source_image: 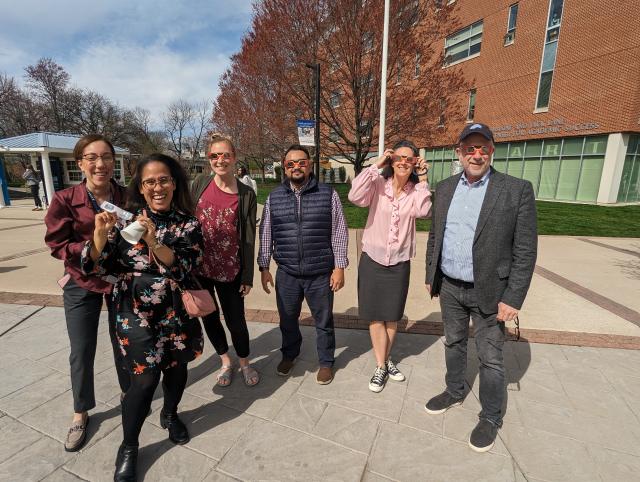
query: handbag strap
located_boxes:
[147,245,203,291]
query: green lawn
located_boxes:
[257,182,640,237]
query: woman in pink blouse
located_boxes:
[348,140,431,393]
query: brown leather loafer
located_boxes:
[64,414,89,452]
[276,358,295,376]
[316,367,334,385]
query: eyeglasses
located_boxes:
[82,153,115,164]
[462,145,493,155]
[284,159,310,169]
[209,152,232,161]
[141,176,173,189]
[390,154,417,165]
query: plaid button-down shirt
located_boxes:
[257,183,349,270]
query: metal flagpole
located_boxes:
[378,0,391,155]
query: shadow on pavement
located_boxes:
[134,321,381,479]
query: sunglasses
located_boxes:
[141,176,173,189]
[284,159,310,169]
[209,152,232,160]
[390,154,417,165]
[462,145,493,155]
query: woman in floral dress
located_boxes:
[82,153,203,482]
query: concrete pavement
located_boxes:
[2,199,639,347]
[1,304,640,481]
[1,199,640,480]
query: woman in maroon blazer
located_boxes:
[44,134,129,452]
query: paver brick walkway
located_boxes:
[1,304,639,481]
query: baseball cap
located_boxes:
[458,123,494,143]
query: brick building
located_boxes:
[422,0,640,204]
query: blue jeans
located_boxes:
[439,276,505,426]
[275,268,335,367]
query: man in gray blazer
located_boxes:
[424,123,537,452]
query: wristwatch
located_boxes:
[259,266,269,272]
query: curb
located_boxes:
[1,291,638,350]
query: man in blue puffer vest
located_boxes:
[258,145,349,385]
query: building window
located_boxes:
[358,120,372,139]
[491,135,606,202]
[504,3,518,45]
[329,127,340,143]
[362,32,374,52]
[329,55,339,73]
[618,135,640,203]
[398,0,420,28]
[359,72,373,91]
[535,0,563,110]
[396,58,403,84]
[434,0,455,9]
[438,99,446,126]
[330,90,342,108]
[414,52,421,77]
[425,147,457,185]
[66,160,82,182]
[444,21,483,66]
[466,89,476,122]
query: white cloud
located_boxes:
[67,42,229,125]
[0,0,254,126]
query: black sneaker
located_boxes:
[424,391,463,414]
[469,419,498,452]
[368,366,388,393]
[385,358,405,382]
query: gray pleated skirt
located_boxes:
[357,252,410,322]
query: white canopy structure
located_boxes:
[0,132,128,206]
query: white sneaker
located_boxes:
[386,358,405,382]
[368,366,388,393]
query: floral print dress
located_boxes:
[81,208,204,375]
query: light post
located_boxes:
[306,62,321,179]
[378,0,391,155]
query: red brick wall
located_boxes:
[423,0,640,147]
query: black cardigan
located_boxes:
[191,174,257,286]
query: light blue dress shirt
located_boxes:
[440,170,491,282]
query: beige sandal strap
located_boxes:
[241,365,260,386]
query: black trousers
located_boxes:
[30,184,42,208]
[121,363,188,447]
[198,275,250,358]
[62,278,129,412]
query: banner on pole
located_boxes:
[296,119,315,147]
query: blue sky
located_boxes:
[0,0,254,123]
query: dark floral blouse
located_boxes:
[81,207,204,375]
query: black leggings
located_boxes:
[198,275,250,358]
[121,363,188,447]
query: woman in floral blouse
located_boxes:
[191,136,258,388]
[82,153,204,482]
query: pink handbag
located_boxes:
[179,286,216,318]
[149,249,216,318]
